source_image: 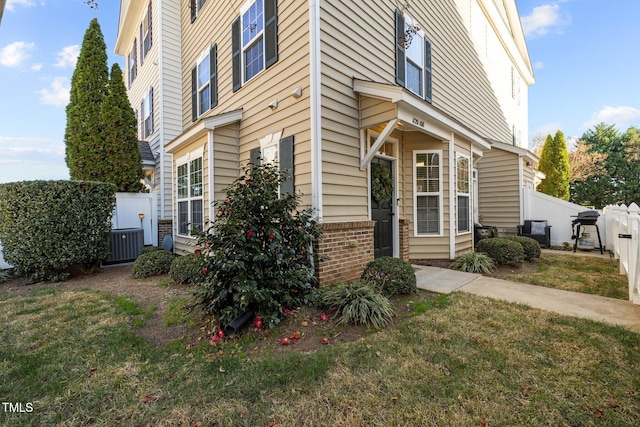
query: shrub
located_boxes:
[141,246,163,255]
[318,282,394,329]
[360,256,417,296]
[0,180,116,283]
[132,250,174,279]
[449,252,495,273]
[169,254,206,285]
[0,269,12,284]
[506,236,541,261]
[476,238,525,266]
[194,162,322,329]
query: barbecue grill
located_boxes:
[571,210,603,254]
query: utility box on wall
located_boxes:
[106,228,144,264]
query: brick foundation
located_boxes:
[157,219,173,248]
[314,221,375,285]
[399,219,410,262]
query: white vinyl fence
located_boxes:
[603,203,640,304]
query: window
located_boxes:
[249,134,294,197]
[190,0,207,21]
[232,0,278,91]
[191,45,217,121]
[414,151,442,235]
[456,154,470,234]
[128,40,137,87]
[395,10,432,102]
[141,87,153,138]
[140,2,152,63]
[177,156,203,236]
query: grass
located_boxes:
[164,297,189,326]
[2,288,639,426]
[489,252,628,299]
[114,295,155,327]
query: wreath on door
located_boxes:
[371,162,393,204]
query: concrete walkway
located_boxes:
[413,264,640,333]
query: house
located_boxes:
[115,0,183,245]
[117,0,534,285]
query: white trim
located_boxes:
[240,0,266,84]
[310,0,322,220]
[166,109,243,154]
[449,134,455,258]
[455,152,472,235]
[208,130,215,223]
[519,156,524,224]
[360,118,398,169]
[413,149,443,237]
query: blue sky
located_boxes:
[0,1,639,183]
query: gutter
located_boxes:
[309,0,322,220]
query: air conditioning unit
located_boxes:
[106,228,144,264]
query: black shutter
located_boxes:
[133,39,137,80]
[395,9,405,87]
[190,0,196,22]
[210,44,218,108]
[279,135,294,196]
[250,147,261,165]
[140,100,144,138]
[191,67,198,121]
[148,1,152,49]
[264,0,278,69]
[140,24,144,63]
[424,37,432,103]
[231,17,241,92]
[149,87,154,135]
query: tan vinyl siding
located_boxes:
[180,0,312,207]
[477,148,521,228]
[212,125,240,203]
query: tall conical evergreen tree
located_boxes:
[100,63,144,192]
[65,18,109,181]
[537,130,570,200]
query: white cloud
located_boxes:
[36,77,70,107]
[31,63,42,71]
[54,45,80,68]
[6,0,37,12]
[533,61,544,70]
[0,136,68,183]
[0,41,35,67]
[582,106,640,131]
[520,4,571,39]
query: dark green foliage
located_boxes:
[65,20,143,192]
[360,256,417,296]
[506,236,541,261]
[194,162,322,329]
[132,250,175,279]
[65,18,109,182]
[169,254,206,285]
[537,131,570,200]
[141,246,163,255]
[317,282,394,328]
[449,252,495,273]
[0,269,13,284]
[0,180,116,283]
[98,63,144,192]
[476,238,525,266]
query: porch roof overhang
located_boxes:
[488,139,540,165]
[165,108,243,154]
[353,79,492,154]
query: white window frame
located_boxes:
[240,0,265,83]
[128,41,137,85]
[192,0,207,19]
[142,89,153,138]
[176,150,204,237]
[413,150,443,237]
[403,14,429,98]
[456,153,471,235]
[141,5,151,61]
[196,49,211,117]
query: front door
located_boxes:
[371,157,394,258]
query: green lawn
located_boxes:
[489,253,628,300]
[2,287,639,426]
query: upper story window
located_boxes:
[141,87,154,138]
[191,45,218,121]
[395,10,432,103]
[190,0,207,22]
[232,0,278,92]
[128,40,137,87]
[140,2,152,63]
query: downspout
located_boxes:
[518,154,524,224]
[310,0,323,220]
[208,131,215,222]
[157,0,166,222]
[449,133,455,259]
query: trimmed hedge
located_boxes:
[506,236,541,261]
[476,238,525,266]
[169,253,206,285]
[361,256,417,296]
[132,250,175,279]
[0,180,116,283]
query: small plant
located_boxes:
[506,236,541,261]
[360,256,417,296]
[169,253,206,285]
[449,252,495,273]
[0,269,12,284]
[476,238,525,266]
[318,282,394,329]
[562,241,571,250]
[132,250,174,279]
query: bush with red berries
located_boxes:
[195,162,322,329]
